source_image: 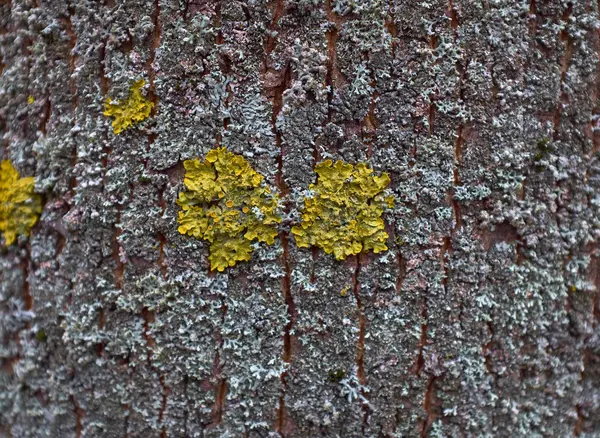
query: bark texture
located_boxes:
[1,0,600,437]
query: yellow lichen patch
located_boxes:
[0,160,43,246]
[103,79,154,134]
[292,159,394,261]
[177,147,282,272]
[27,95,35,104]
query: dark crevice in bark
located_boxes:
[96,308,106,357]
[441,236,451,292]
[21,246,32,311]
[263,1,295,431]
[593,246,600,324]
[39,98,51,135]
[419,375,438,438]
[324,1,341,125]
[395,249,406,295]
[111,205,124,290]
[352,255,370,427]
[449,1,466,233]
[99,38,109,97]
[553,2,574,141]
[158,375,169,438]
[590,0,600,154]
[529,0,537,34]
[122,367,132,438]
[140,307,169,436]
[414,309,427,376]
[62,5,79,109]
[482,321,495,374]
[210,300,228,428]
[363,69,378,160]
[574,404,583,436]
[145,0,161,111]
[385,1,398,58]
[70,394,84,438]
[157,188,167,279]
[182,375,189,436]
[427,34,438,137]
[277,227,295,435]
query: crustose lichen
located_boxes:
[177,147,282,272]
[0,160,43,246]
[292,159,394,260]
[104,79,154,134]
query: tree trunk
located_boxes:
[1,0,600,437]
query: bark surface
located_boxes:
[1,0,600,437]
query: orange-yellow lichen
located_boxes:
[0,160,42,246]
[104,79,154,134]
[177,147,282,272]
[292,159,394,260]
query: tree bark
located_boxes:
[1,0,600,437]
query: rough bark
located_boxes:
[1,0,600,437]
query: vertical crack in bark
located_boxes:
[324,0,341,125]
[146,0,161,110]
[419,375,438,438]
[96,308,106,357]
[352,255,370,426]
[395,249,406,295]
[449,0,465,232]
[157,188,167,279]
[529,0,537,34]
[553,2,574,140]
[61,4,80,194]
[39,98,51,136]
[589,0,600,154]
[414,301,427,377]
[140,306,169,436]
[385,0,398,58]
[111,205,124,290]
[158,374,169,438]
[141,5,169,434]
[593,245,600,325]
[122,362,132,438]
[210,300,228,428]
[182,374,189,436]
[262,1,296,433]
[364,70,378,160]
[427,32,438,137]
[482,321,495,374]
[205,5,231,430]
[21,245,32,312]
[98,37,109,97]
[574,404,584,436]
[70,394,84,438]
[63,4,79,109]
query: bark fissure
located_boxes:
[419,375,438,438]
[352,255,369,426]
[209,300,228,428]
[70,394,84,438]
[263,0,296,430]
[553,2,574,140]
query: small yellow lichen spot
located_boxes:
[103,79,154,134]
[177,147,282,272]
[292,159,394,261]
[0,160,43,246]
[27,95,35,104]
